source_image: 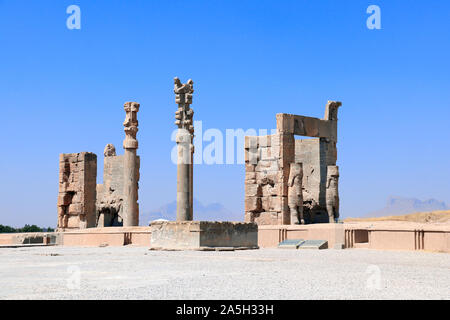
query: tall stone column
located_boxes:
[123,102,140,227]
[174,77,194,221]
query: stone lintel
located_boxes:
[276,113,337,141]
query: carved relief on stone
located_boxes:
[123,102,140,149]
[324,100,342,121]
[174,77,194,134]
[104,144,117,157]
[96,190,123,227]
[287,163,304,225]
[326,165,340,223]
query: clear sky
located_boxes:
[0,0,449,227]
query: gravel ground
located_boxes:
[0,246,449,300]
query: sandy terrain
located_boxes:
[0,246,449,300]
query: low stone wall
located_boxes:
[344,223,450,253]
[1,223,448,253]
[258,222,450,253]
[61,227,151,247]
[0,232,62,246]
[258,224,345,249]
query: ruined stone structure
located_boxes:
[174,77,194,221]
[96,144,141,227]
[57,152,97,230]
[57,104,140,230]
[244,101,342,225]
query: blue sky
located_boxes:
[0,0,449,227]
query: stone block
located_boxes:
[278,239,305,249]
[150,221,258,250]
[261,184,281,197]
[57,193,72,206]
[261,196,282,212]
[245,148,259,165]
[256,170,278,184]
[67,216,80,228]
[245,164,256,172]
[245,184,261,197]
[258,135,272,147]
[297,239,328,250]
[245,197,261,212]
[255,160,278,172]
[246,136,258,149]
[68,203,82,215]
[245,171,256,182]
[254,211,281,225]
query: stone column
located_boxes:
[174,77,194,221]
[123,102,140,227]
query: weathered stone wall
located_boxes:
[57,152,97,230]
[96,154,140,227]
[244,134,292,225]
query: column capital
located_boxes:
[123,101,140,149]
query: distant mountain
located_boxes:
[365,196,450,218]
[140,198,243,226]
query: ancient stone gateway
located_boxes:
[57,102,141,229]
[244,101,342,225]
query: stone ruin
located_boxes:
[57,152,97,230]
[244,101,342,225]
[57,103,140,231]
[149,77,258,250]
[96,144,140,227]
[55,79,337,250]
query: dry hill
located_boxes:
[345,210,450,224]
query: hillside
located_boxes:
[345,210,450,224]
[365,196,449,218]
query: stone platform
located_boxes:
[149,221,258,251]
[258,222,450,253]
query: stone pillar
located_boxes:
[57,152,97,231]
[123,102,140,226]
[174,77,194,221]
